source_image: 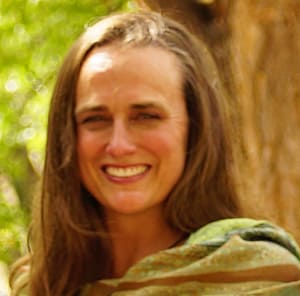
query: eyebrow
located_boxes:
[130,102,164,110]
[75,101,165,116]
[75,105,107,116]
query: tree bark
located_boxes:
[140,0,300,242]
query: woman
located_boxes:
[10,11,300,296]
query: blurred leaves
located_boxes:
[0,0,133,266]
[0,175,27,264]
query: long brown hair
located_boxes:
[10,11,240,295]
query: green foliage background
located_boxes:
[0,0,133,273]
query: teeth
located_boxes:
[105,166,148,177]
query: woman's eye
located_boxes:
[135,113,161,120]
[82,115,109,124]
[78,114,111,130]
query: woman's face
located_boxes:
[75,45,188,217]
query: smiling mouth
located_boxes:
[103,165,149,178]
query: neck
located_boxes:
[104,207,182,278]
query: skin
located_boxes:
[75,45,188,276]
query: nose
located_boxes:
[105,120,136,157]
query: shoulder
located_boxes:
[9,254,30,296]
[84,219,300,295]
[187,218,266,243]
[187,218,300,253]
[186,218,300,277]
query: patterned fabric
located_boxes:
[82,218,300,295]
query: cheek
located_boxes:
[77,131,105,160]
[140,128,187,159]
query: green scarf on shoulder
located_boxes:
[83,218,300,295]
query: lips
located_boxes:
[103,165,149,178]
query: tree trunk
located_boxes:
[140,0,300,242]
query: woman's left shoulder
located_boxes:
[187,218,300,261]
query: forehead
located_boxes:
[76,45,184,107]
[80,44,182,79]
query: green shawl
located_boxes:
[82,218,300,295]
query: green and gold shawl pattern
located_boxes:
[83,218,300,295]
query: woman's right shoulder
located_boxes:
[9,254,30,296]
